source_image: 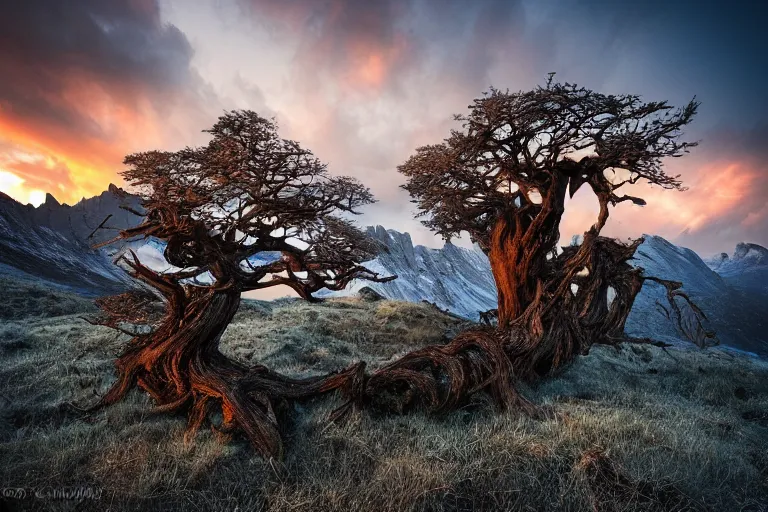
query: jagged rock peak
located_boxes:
[107,183,130,198]
[43,192,60,207]
[356,286,385,302]
[366,225,414,247]
[733,242,768,264]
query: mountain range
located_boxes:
[0,185,142,295]
[1,186,766,356]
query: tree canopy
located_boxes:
[399,77,699,249]
[99,110,391,300]
[86,111,399,458]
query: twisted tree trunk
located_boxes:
[488,212,535,328]
[489,172,569,329]
[96,288,239,409]
[92,284,370,458]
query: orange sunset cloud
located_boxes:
[0,103,158,206]
[342,35,410,90]
[0,0,197,206]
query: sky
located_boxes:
[0,0,766,256]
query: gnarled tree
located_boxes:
[88,111,395,458]
[399,77,714,377]
[90,81,715,459]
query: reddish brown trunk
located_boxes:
[488,173,570,330]
[96,288,242,410]
[94,286,371,457]
[488,213,535,329]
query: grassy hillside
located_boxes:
[0,276,96,320]
[0,279,767,511]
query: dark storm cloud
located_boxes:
[518,0,768,252]
[531,0,767,122]
[0,0,194,137]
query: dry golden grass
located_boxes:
[0,283,767,511]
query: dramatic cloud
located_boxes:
[1,0,765,254]
[217,0,535,245]
[226,0,767,253]
[554,124,768,256]
[0,0,193,126]
[0,0,218,205]
[671,124,768,254]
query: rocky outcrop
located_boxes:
[318,226,498,320]
[706,242,768,299]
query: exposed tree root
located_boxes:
[84,253,550,457]
[359,328,542,417]
[89,302,552,458]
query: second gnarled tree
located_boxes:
[399,78,714,377]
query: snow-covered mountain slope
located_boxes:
[324,229,768,356]
[318,226,497,320]
[706,242,768,298]
[0,185,142,295]
[625,236,767,355]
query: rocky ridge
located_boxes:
[0,186,765,355]
[0,185,142,295]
